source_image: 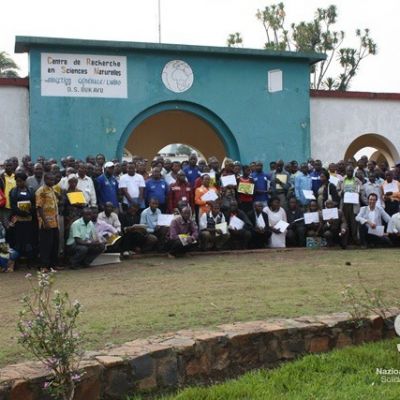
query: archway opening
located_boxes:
[344,133,399,167]
[123,110,228,163]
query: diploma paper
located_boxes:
[201,190,218,202]
[303,190,316,200]
[329,176,339,186]
[368,225,384,237]
[322,207,339,220]
[343,192,359,204]
[229,215,245,230]
[157,214,174,226]
[275,174,287,190]
[67,191,86,205]
[215,222,228,235]
[238,182,255,195]
[221,174,237,187]
[304,212,320,225]
[275,220,289,233]
[383,182,398,194]
[256,213,266,229]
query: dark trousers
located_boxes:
[286,225,306,247]
[168,239,197,256]
[342,204,358,244]
[39,228,59,268]
[228,229,251,250]
[322,227,348,248]
[359,224,391,247]
[67,243,104,267]
[250,231,270,249]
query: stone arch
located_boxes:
[344,133,399,167]
[117,101,240,163]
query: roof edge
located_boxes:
[311,89,400,101]
[15,35,325,64]
[0,78,29,88]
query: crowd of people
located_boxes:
[1,152,400,272]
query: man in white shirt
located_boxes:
[76,163,97,206]
[355,193,391,248]
[119,162,145,208]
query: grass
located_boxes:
[131,339,400,400]
[1,248,399,367]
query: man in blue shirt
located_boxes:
[96,161,119,209]
[183,154,201,188]
[251,161,269,205]
[295,163,312,208]
[145,167,169,212]
[310,159,323,195]
[140,198,168,250]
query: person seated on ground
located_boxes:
[263,196,287,248]
[195,174,219,218]
[140,198,169,251]
[119,202,158,255]
[0,220,19,272]
[285,196,306,247]
[321,199,348,248]
[247,201,272,249]
[387,205,400,246]
[304,200,322,238]
[198,201,230,251]
[168,206,198,257]
[98,202,122,233]
[355,193,392,249]
[65,208,105,269]
[224,200,252,250]
[90,206,122,253]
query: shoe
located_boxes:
[122,251,130,258]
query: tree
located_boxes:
[0,51,19,78]
[228,3,377,90]
[176,144,193,156]
[226,32,243,48]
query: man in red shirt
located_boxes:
[237,165,254,214]
[168,171,193,213]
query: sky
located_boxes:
[1,0,400,92]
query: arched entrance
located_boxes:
[117,101,240,163]
[344,133,399,166]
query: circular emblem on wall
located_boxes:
[162,60,194,93]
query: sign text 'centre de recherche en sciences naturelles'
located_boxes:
[41,53,128,98]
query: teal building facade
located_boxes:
[16,36,323,163]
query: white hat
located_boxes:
[104,161,114,168]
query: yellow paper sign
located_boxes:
[67,191,86,205]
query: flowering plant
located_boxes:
[17,271,83,400]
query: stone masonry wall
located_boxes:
[0,310,397,400]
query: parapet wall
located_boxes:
[0,310,397,400]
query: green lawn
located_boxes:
[134,339,400,400]
[1,248,399,367]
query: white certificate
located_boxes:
[368,225,384,237]
[229,215,245,230]
[275,220,289,233]
[329,176,339,186]
[322,207,339,220]
[303,190,316,200]
[344,192,359,204]
[215,222,228,235]
[304,212,320,225]
[256,213,266,229]
[157,214,174,226]
[383,182,398,194]
[201,190,218,202]
[221,174,237,187]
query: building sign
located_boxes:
[41,53,127,98]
